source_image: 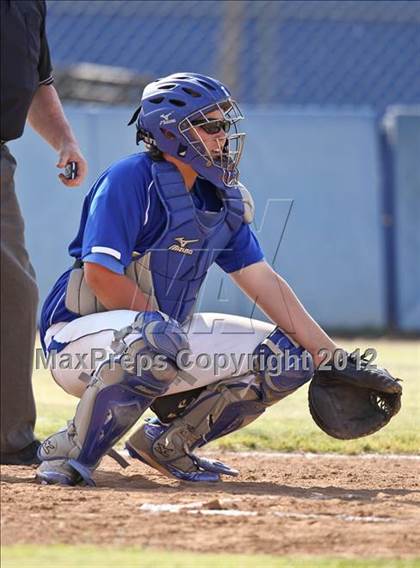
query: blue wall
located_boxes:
[8,104,412,331]
[383,108,420,332]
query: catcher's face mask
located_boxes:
[178,100,245,187]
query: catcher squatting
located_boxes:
[37,73,402,486]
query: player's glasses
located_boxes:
[190,119,231,135]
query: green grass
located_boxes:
[33,337,420,454]
[2,546,420,568]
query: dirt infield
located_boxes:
[1,452,419,558]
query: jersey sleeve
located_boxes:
[216,223,264,273]
[81,161,149,274]
[38,0,53,85]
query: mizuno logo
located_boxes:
[168,237,199,255]
[159,112,176,126]
[175,237,199,248]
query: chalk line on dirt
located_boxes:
[139,502,395,522]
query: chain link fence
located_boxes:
[47,0,420,109]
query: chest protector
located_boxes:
[65,161,254,323]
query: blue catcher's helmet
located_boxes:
[128,73,245,188]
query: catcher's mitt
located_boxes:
[308,351,402,440]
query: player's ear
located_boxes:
[161,128,176,140]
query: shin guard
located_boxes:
[38,312,189,485]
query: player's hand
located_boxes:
[56,141,88,187]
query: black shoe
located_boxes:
[0,440,41,466]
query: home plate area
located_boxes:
[1,452,419,557]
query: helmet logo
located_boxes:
[160,112,176,126]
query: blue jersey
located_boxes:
[40,153,264,343]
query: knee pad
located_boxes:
[253,327,314,404]
[103,310,190,390]
[112,310,189,364]
[140,312,189,362]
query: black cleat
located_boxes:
[0,440,41,466]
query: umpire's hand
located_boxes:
[57,141,88,187]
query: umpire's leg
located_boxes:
[0,144,39,456]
